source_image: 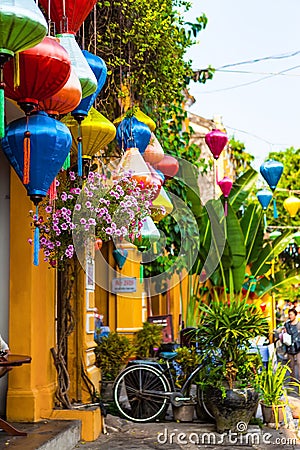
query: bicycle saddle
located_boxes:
[159,351,177,360]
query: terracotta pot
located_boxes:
[261,403,286,426]
[172,402,195,422]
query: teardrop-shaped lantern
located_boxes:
[143,133,164,165]
[116,116,151,154]
[257,189,273,210]
[114,107,156,132]
[57,33,97,99]
[205,129,228,160]
[218,176,233,216]
[146,163,162,199]
[283,196,300,218]
[72,50,107,122]
[39,0,97,34]
[260,160,284,191]
[257,189,273,229]
[153,155,179,179]
[132,216,160,252]
[4,36,71,114]
[117,147,153,189]
[113,248,128,270]
[0,0,47,136]
[1,111,72,204]
[38,67,82,117]
[62,106,116,159]
[151,186,173,222]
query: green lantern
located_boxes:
[293,231,300,246]
[269,230,282,240]
[132,216,160,252]
[0,0,47,136]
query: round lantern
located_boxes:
[143,133,164,165]
[38,67,82,117]
[205,129,228,160]
[114,107,156,132]
[56,34,97,99]
[218,176,233,216]
[39,0,97,34]
[153,155,179,179]
[116,116,151,154]
[3,36,71,114]
[256,189,273,210]
[1,111,72,204]
[283,196,300,218]
[72,50,107,122]
[0,0,47,136]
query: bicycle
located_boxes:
[113,350,213,423]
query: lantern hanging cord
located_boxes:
[93,4,97,55]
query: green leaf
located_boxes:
[229,168,258,212]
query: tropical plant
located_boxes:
[133,321,163,359]
[195,297,269,390]
[94,332,134,380]
[174,346,202,389]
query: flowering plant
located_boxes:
[29,169,160,269]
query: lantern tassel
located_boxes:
[33,206,40,266]
[224,199,228,217]
[48,178,57,203]
[264,213,267,229]
[0,85,4,139]
[13,53,20,89]
[23,130,31,184]
[77,124,82,177]
[63,152,70,170]
[140,264,144,283]
[273,198,278,219]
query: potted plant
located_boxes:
[254,358,291,429]
[171,346,202,422]
[94,331,134,401]
[133,322,163,359]
[195,295,269,433]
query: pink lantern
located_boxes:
[218,176,233,216]
[153,155,179,179]
[205,129,228,160]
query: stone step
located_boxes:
[0,419,81,450]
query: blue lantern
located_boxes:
[257,189,273,229]
[1,111,71,204]
[260,159,284,219]
[113,249,128,270]
[116,116,151,154]
[72,50,107,122]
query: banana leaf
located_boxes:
[255,270,300,298]
[240,203,264,265]
[229,168,258,212]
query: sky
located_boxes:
[184,0,300,170]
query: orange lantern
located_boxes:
[118,147,153,189]
[143,133,164,165]
[283,196,300,218]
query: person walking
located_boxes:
[283,308,300,380]
[0,334,11,378]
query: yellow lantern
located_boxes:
[283,196,300,218]
[151,186,173,222]
[62,107,116,159]
[114,106,156,132]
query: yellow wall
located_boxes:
[7,171,56,421]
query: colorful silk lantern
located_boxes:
[256,189,273,229]
[283,196,300,218]
[57,34,97,99]
[1,111,72,204]
[3,36,71,114]
[153,155,179,179]
[116,116,151,154]
[205,129,228,160]
[146,163,163,200]
[260,159,284,219]
[62,107,116,174]
[218,176,233,216]
[114,107,156,132]
[143,133,164,165]
[269,231,282,240]
[132,216,160,281]
[0,0,47,136]
[72,50,107,121]
[117,147,153,189]
[38,67,82,117]
[113,248,128,270]
[39,0,97,34]
[151,186,173,222]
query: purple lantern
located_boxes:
[205,129,228,160]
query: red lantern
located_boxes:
[39,0,97,34]
[218,176,233,216]
[38,67,82,117]
[153,155,179,179]
[95,238,103,251]
[4,37,71,114]
[205,129,228,160]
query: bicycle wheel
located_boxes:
[113,364,171,422]
[196,385,215,421]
